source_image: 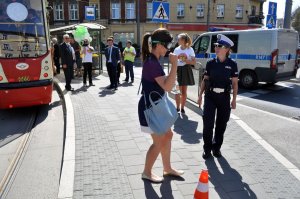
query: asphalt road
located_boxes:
[0,88,64,199]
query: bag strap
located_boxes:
[137,81,142,95]
[148,91,163,107]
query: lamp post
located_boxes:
[137,0,140,46]
[207,0,210,31]
[283,0,293,29]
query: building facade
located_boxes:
[48,0,265,46]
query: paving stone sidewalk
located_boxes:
[56,70,300,199]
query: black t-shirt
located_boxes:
[204,58,238,88]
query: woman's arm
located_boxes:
[197,75,209,106]
[155,53,178,92]
[186,56,196,65]
[231,77,238,109]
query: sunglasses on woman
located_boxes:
[214,44,228,49]
[152,41,173,49]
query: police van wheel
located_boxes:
[239,71,258,89]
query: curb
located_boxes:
[53,78,75,199]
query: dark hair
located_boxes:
[141,28,173,61]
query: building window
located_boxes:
[54,3,64,20]
[147,2,153,19]
[90,3,99,19]
[196,4,205,18]
[69,3,78,20]
[125,2,135,19]
[217,4,225,18]
[177,3,184,17]
[236,5,243,19]
[112,2,120,19]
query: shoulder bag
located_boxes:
[144,91,178,135]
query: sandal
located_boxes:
[163,169,185,177]
[141,173,164,183]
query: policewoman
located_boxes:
[198,34,238,159]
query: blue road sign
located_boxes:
[85,6,96,21]
[266,14,277,29]
[268,2,277,15]
[152,1,169,23]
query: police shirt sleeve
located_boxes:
[204,60,212,76]
[231,61,238,78]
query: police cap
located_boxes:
[214,34,234,48]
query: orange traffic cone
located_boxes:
[194,169,209,199]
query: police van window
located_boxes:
[211,34,239,53]
[193,36,209,54]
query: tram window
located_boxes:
[0,1,47,58]
[211,34,239,53]
[193,36,209,54]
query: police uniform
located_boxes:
[202,34,238,158]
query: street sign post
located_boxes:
[152,1,169,23]
[266,2,277,29]
[85,6,96,21]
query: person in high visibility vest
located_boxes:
[123,40,136,83]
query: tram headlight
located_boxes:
[44,66,49,70]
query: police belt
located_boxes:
[209,87,230,94]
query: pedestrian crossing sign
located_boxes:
[152,1,169,23]
[266,14,276,29]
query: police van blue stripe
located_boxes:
[195,53,297,61]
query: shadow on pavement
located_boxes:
[98,87,116,97]
[205,157,257,199]
[119,82,134,87]
[143,176,185,199]
[70,86,88,95]
[0,105,48,148]
[173,114,202,144]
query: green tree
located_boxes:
[292,7,300,33]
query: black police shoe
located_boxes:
[212,150,222,158]
[202,151,212,159]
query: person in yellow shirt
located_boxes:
[123,40,136,83]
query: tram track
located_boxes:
[0,108,39,198]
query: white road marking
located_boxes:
[238,92,259,98]
[231,111,300,181]
[237,103,300,123]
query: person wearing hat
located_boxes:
[139,28,184,183]
[198,34,239,159]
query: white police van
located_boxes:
[192,28,300,89]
